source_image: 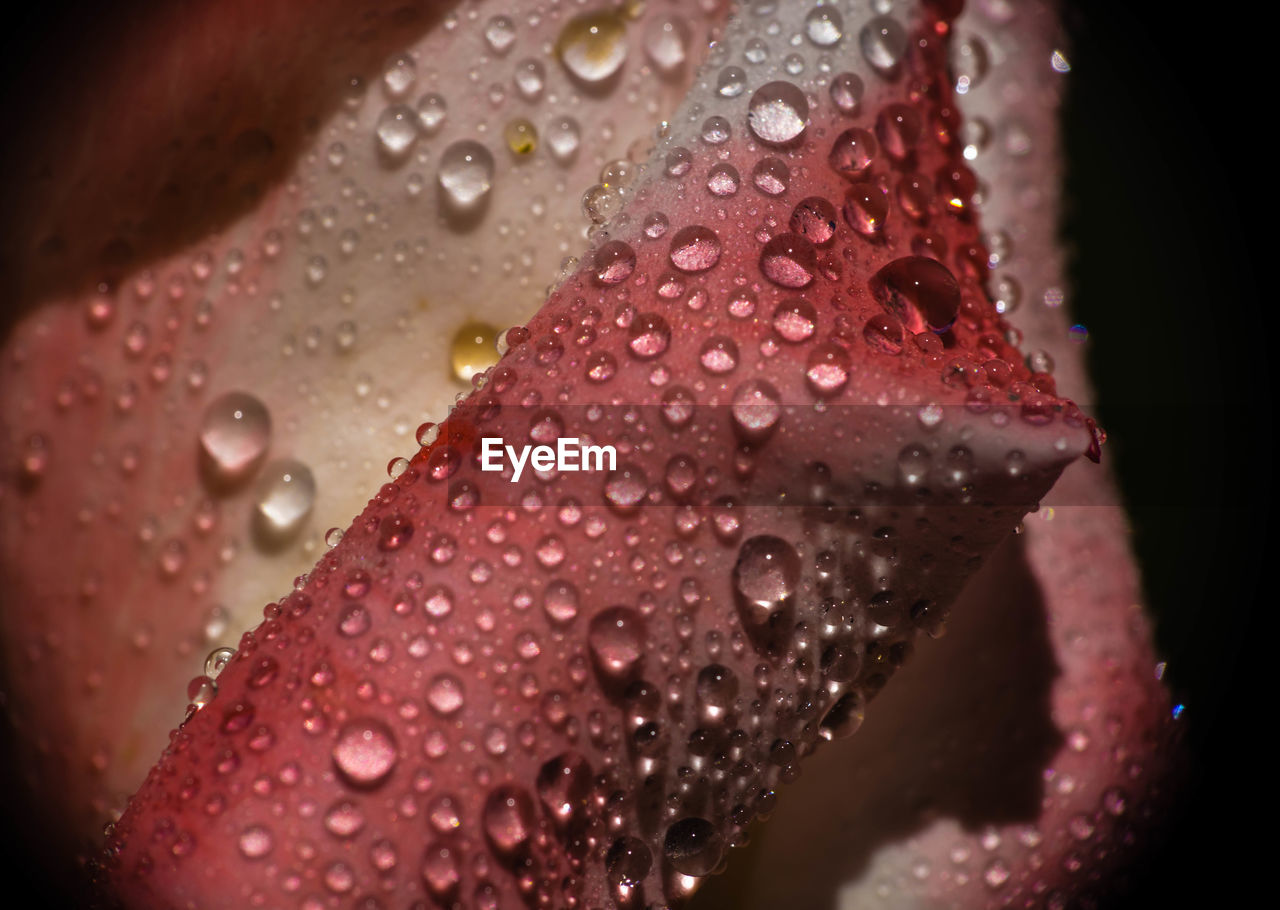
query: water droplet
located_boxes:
[663,817,723,876]
[747,81,810,146]
[759,233,817,288]
[556,11,628,84]
[324,800,366,839]
[818,691,865,740]
[869,257,961,333]
[733,536,800,623]
[876,103,923,161]
[204,647,236,679]
[860,16,907,75]
[421,843,461,898]
[483,785,535,854]
[829,127,877,179]
[592,241,636,285]
[588,607,645,681]
[772,299,818,342]
[543,580,580,626]
[752,157,791,195]
[645,17,691,73]
[375,105,419,160]
[238,825,274,859]
[427,673,466,717]
[805,7,844,46]
[607,836,653,887]
[332,719,398,788]
[668,225,722,273]
[805,344,851,397]
[252,459,315,544]
[862,313,905,354]
[545,117,582,164]
[438,140,494,212]
[842,182,888,237]
[199,391,271,486]
[698,336,739,374]
[382,53,416,98]
[717,66,746,97]
[830,72,864,114]
[415,93,447,134]
[536,752,592,827]
[451,321,499,382]
[627,313,671,359]
[485,15,517,54]
[706,163,741,197]
[504,118,537,155]
[790,196,839,246]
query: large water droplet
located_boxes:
[747,81,810,146]
[733,536,801,623]
[556,11,628,84]
[332,719,398,788]
[438,140,494,213]
[199,391,271,486]
[869,257,961,333]
[588,607,645,681]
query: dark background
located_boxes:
[1,0,1271,906]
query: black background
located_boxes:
[0,0,1271,906]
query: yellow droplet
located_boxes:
[505,118,538,155]
[555,11,628,84]
[451,321,499,383]
[622,0,647,20]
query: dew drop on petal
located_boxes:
[860,16,908,75]
[747,81,810,146]
[588,607,645,681]
[759,233,818,288]
[252,459,315,544]
[669,225,722,273]
[663,817,723,876]
[438,140,495,212]
[732,536,801,624]
[199,391,271,485]
[555,11,628,84]
[870,256,961,333]
[332,719,398,788]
